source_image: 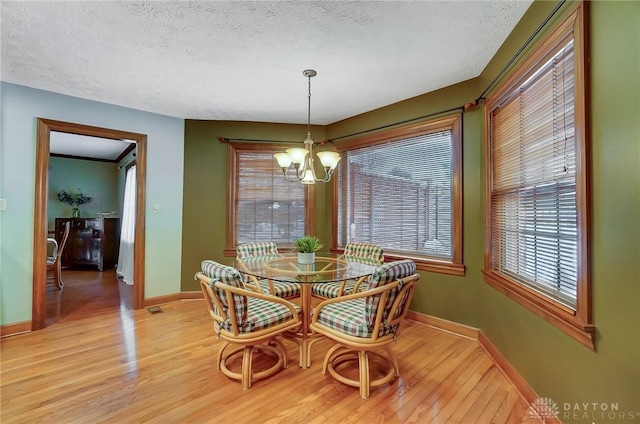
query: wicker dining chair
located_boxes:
[47,221,70,290]
[197,260,301,389]
[310,259,419,398]
[311,242,384,299]
[236,241,301,299]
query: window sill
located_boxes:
[482,270,596,350]
[329,248,465,276]
[390,254,465,276]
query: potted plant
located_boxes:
[57,188,93,217]
[294,235,323,264]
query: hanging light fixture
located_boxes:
[274,69,341,184]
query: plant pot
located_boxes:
[297,252,315,264]
[71,207,80,218]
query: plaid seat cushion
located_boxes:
[219,297,301,334]
[201,260,248,326]
[236,241,279,259]
[314,298,392,338]
[258,279,301,298]
[311,280,357,298]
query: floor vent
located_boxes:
[146,306,163,314]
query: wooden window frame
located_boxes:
[331,114,464,275]
[224,142,315,256]
[483,3,594,349]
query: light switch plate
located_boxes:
[0,199,6,211]
[152,203,160,213]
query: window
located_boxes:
[225,142,314,255]
[483,4,593,348]
[334,115,463,275]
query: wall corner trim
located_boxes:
[144,291,202,307]
[0,321,32,338]
[407,310,479,339]
[477,331,541,409]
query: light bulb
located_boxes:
[274,153,292,168]
[301,169,316,184]
[316,151,341,170]
[286,148,309,165]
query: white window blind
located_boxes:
[489,36,578,309]
[336,130,453,260]
[236,151,307,245]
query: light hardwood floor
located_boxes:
[1,270,540,423]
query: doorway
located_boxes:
[33,118,147,330]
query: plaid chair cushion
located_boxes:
[364,260,416,329]
[314,298,393,338]
[311,280,357,298]
[236,242,279,259]
[218,297,301,334]
[201,260,248,326]
[258,279,301,298]
[343,242,384,265]
[310,243,382,299]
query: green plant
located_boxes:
[294,236,323,253]
[56,189,93,208]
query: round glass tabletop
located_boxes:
[234,253,377,284]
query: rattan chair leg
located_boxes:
[242,347,253,389]
[219,343,286,389]
[322,344,344,374]
[55,262,64,289]
[359,350,370,398]
[325,346,397,399]
[269,337,289,369]
[384,345,400,377]
[217,342,232,371]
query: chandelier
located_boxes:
[274,69,341,184]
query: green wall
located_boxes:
[48,156,119,229]
[180,120,328,292]
[476,0,640,419]
[181,0,639,418]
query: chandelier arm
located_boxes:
[281,167,305,182]
[282,173,299,183]
[296,167,307,181]
[313,168,334,183]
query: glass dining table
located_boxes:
[233,253,378,368]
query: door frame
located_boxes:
[32,118,147,330]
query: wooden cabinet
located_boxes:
[55,218,120,271]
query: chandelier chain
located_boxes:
[307,74,312,136]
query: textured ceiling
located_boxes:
[1,1,532,125]
[49,132,135,161]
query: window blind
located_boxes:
[489,37,578,308]
[236,151,307,245]
[336,130,453,260]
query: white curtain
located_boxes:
[117,165,136,285]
